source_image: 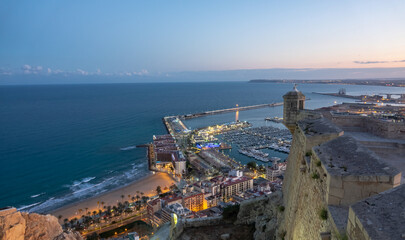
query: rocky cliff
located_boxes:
[235,191,282,240]
[0,207,82,240]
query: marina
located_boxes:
[221,126,291,163]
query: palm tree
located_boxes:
[85,207,89,216]
[121,194,125,202]
[156,185,162,195]
[131,196,135,203]
[58,215,63,221]
[92,210,97,216]
[101,201,105,209]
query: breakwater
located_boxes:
[179,102,283,119]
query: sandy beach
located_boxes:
[49,172,175,221]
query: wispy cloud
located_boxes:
[354,59,405,64]
[21,64,44,74]
[76,69,88,75]
[4,65,150,77]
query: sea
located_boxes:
[0,82,404,213]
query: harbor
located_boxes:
[179,102,283,119]
[221,126,291,163]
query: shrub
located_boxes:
[278,205,285,212]
[305,151,312,157]
[311,172,320,179]
[319,208,328,220]
[316,161,321,167]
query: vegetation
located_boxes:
[86,232,99,240]
[335,232,348,240]
[316,160,322,167]
[278,205,285,212]
[62,191,152,235]
[311,172,320,179]
[247,161,257,170]
[156,185,162,195]
[319,208,328,220]
[305,151,312,157]
[222,204,240,222]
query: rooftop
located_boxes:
[283,85,305,98]
[221,176,252,187]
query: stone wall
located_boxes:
[235,192,282,240]
[279,117,401,240]
[169,216,223,240]
[278,125,336,240]
[330,114,405,140]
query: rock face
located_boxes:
[0,207,82,240]
[235,191,282,240]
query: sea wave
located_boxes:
[27,162,148,213]
[31,192,45,198]
[120,145,136,151]
[71,177,96,187]
[18,202,42,211]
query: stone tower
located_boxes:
[283,84,305,133]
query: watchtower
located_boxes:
[283,84,305,133]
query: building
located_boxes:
[146,198,162,227]
[152,134,187,176]
[161,203,192,224]
[220,175,253,202]
[266,161,286,181]
[181,185,205,212]
[283,84,305,133]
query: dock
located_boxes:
[179,102,283,119]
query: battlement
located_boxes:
[348,184,405,239]
[297,117,344,153]
[312,135,401,206]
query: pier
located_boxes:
[179,102,283,120]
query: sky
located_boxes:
[1,0,405,84]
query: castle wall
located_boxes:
[330,115,405,140]
[280,119,400,240]
[280,127,336,240]
[346,207,371,240]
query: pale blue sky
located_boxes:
[1,0,405,83]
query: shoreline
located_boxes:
[48,172,175,221]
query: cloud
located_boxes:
[133,69,148,76]
[4,65,149,78]
[0,67,12,75]
[76,69,88,75]
[21,64,43,74]
[354,59,405,64]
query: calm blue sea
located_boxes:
[0,82,403,213]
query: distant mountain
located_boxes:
[249,78,405,87]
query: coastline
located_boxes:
[48,172,175,221]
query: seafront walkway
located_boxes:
[81,208,147,237]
